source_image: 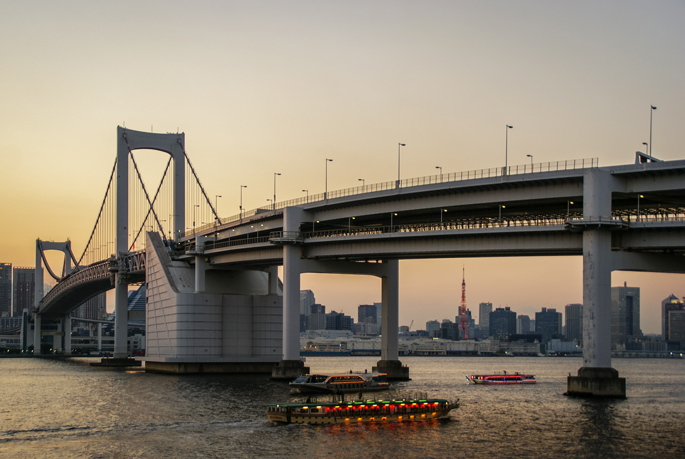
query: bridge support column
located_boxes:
[267,266,279,295]
[97,323,102,353]
[113,276,128,358]
[373,259,409,381]
[273,207,309,380]
[195,236,207,293]
[64,316,71,356]
[567,169,625,398]
[33,314,41,355]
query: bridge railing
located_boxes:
[186,157,599,237]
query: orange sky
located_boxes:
[1,1,684,333]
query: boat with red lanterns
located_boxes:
[466,371,536,385]
[267,393,457,425]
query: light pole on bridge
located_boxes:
[637,194,644,221]
[650,105,656,157]
[498,205,506,223]
[526,154,533,170]
[240,185,247,224]
[436,166,442,183]
[358,178,365,189]
[302,189,308,203]
[273,173,281,211]
[397,143,406,188]
[193,205,199,236]
[505,125,513,174]
[325,158,333,200]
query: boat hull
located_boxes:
[466,374,536,385]
[267,408,453,424]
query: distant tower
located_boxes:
[459,267,468,339]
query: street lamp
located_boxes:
[390,212,397,230]
[240,185,247,224]
[325,158,333,200]
[441,208,447,224]
[567,201,574,219]
[498,205,506,222]
[215,195,222,223]
[348,216,355,233]
[650,105,657,157]
[397,143,406,187]
[436,166,442,182]
[302,189,309,203]
[637,194,644,221]
[358,178,365,189]
[526,154,533,169]
[193,204,199,235]
[505,125,513,174]
[642,142,648,155]
[273,173,281,211]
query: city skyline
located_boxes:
[2,2,684,334]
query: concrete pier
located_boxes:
[566,367,626,398]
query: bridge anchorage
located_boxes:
[33,127,685,395]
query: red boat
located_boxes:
[466,372,536,385]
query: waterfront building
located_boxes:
[0,263,11,317]
[667,309,685,346]
[478,302,492,330]
[439,319,459,341]
[489,307,516,341]
[517,315,531,334]
[535,307,562,343]
[426,320,440,337]
[358,304,377,324]
[12,267,36,318]
[662,294,684,340]
[300,290,316,332]
[73,292,107,321]
[611,283,641,346]
[565,303,583,344]
[325,311,353,331]
[308,304,326,330]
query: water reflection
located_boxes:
[577,399,625,456]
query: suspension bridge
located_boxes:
[29,126,685,396]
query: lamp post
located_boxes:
[239,185,247,224]
[505,125,513,174]
[642,142,648,156]
[397,143,406,188]
[390,212,397,230]
[436,166,442,182]
[441,209,447,224]
[358,178,365,189]
[567,201,574,219]
[215,194,222,223]
[325,158,333,200]
[193,204,199,236]
[302,189,308,203]
[348,216,355,233]
[526,154,533,170]
[650,105,657,157]
[498,205,505,222]
[637,194,644,221]
[273,173,281,211]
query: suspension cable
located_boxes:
[77,156,117,265]
[178,138,220,222]
[129,157,172,246]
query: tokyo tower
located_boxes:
[459,267,468,339]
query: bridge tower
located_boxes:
[114,127,185,359]
[32,240,78,355]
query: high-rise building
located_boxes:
[12,267,36,317]
[490,307,516,340]
[479,302,492,329]
[358,304,377,324]
[0,263,11,317]
[565,303,583,344]
[535,307,562,343]
[517,315,531,334]
[662,294,684,340]
[426,320,440,336]
[300,290,315,316]
[73,292,107,321]
[325,311,353,331]
[611,283,641,346]
[308,304,326,330]
[667,309,685,345]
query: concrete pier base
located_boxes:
[565,367,626,398]
[373,359,410,381]
[90,358,141,368]
[272,359,309,380]
[146,361,277,374]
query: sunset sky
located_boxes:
[1,1,684,333]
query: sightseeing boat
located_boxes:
[289,372,389,394]
[466,372,536,385]
[267,393,456,425]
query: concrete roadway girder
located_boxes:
[303,227,583,259]
[310,179,584,222]
[618,228,685,250]
[611,251,685,274]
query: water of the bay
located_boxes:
[1,356,684,458]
